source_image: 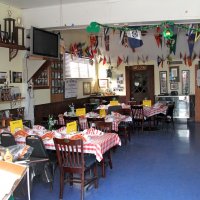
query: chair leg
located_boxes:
[108,150,112,169]
[94,163,98,188]
[59,170,64,200]
[101,158,106,178]
[81,173,84,200]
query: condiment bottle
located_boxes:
[4,149,13,162]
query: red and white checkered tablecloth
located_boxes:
[16,132,121,162]
[79,115,132,132]
[143,105,168,118]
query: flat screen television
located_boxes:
[30,26,60,59]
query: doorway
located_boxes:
[125,65,155,104]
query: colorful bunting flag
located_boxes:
[157,56,162,67]
[99,57,103,63]
[154,34,162,48]
[104,35,109,51]
[103,56,107,65]
[107,56,111,65]
[188,33,195,58]
[169,34,177,55]
[183,54,187,65]
[117,56,123,67]
[127,30,143,48]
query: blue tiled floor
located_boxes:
[17,121,200,200]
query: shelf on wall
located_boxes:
[0,42,26,61]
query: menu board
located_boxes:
[65,79,77,98]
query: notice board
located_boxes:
[65,79,77,98]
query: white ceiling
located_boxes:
[0,0,104,9]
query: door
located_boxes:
[125,65,154,104]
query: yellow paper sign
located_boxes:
[100,109,106,117]
[66,121,77,134]
[76,108,86,116]
[143,100,152,107]
[110,100,119,106]
[10,120,23,134]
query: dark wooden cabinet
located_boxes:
[50,61,64,102]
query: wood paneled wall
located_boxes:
[34,96,126,124]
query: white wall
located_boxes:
[0,4,26,110]
[22,0,200,29]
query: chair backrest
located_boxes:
[166,104,175,119]
[131,105,144,120]
[95,121,112,133]
[0,132,16,147]
[107,105,122,114]
[26,135,48,158]
[53,138,84,173]
[127,101,137,106]
[87,117,104,128]
[114,108,131,116]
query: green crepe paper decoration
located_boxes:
[86,22,100,33]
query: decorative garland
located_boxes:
[86,21,200,39]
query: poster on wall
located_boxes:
[64,79,77,98]
[113,74,124,92]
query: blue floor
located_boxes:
[19,121,200,200]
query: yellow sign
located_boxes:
[110,100,119,106]
[66,121,77,134]
[76,108,86,116]
[10,120,23,134]
[143,100,152,107]
[99,109,106,117]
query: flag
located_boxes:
[97,48,102,56]
[183,54,187,65]
[169,34,177,55]
[117,56,123,67]
[107,56,111,65]
[104,35,109,51]
[188,33,195,57]
[99,57,103,63]
[180,52,183,59]
[154,34,162,48]
[195,25,200,42]
[157,56,162,67]
[103,56,107,65]
[126,30,143,48]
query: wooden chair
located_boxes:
[94,121,113,177]
[131,105,145,132]
[114,109,131,145]
[107,105,122,114]
[53,138,98,200]
[87,117,104,128]
[0,132,16,147]
[156,103,175,131]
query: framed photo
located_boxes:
[0,72,7,84]
[12,71,22,83]
[182,70,190,95]
[169,66,179,82]
[98,79,108,88]
[159,71,168,94]
[83,82,91,95]
[170,82,178,90]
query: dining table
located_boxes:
[7,125,121,162]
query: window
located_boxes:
[64,53,95,79]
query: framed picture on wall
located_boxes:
[98,79,108,88]
[0,72,7,84]
[159,71,168,94]
[170,82,178,90]
[83,82,91,95]
[169,66,179,82]
[12,71,22,83]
